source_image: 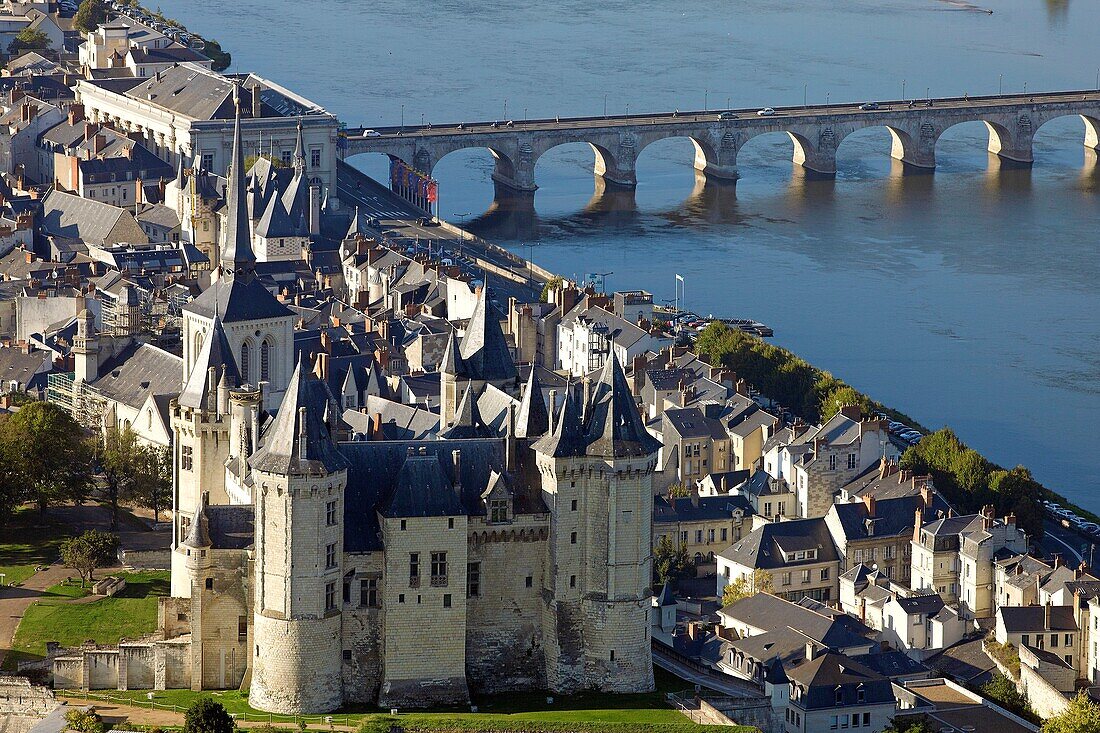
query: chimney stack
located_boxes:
[1044,602,1052,630]
[863,494,876,518]
[547,389,557,434]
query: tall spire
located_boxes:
[292,117,305,172]
[221,83,256,278]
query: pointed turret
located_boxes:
[345,206,366,240]
[440,329,466,376]
[181,497,212,549]
[292,117,305,172]
[221,83,257,277]
[532,389,586,458]
[459,289,516,381]
[515,367,549,439]
[249,356,347,475]
[180,316,241,410]
[583,351,661,458]
[175,152,187,187]
[443,383,490,439]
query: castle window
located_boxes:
[571,499,577,511]
[467,562,480,597]
[310,148,321,168]
[325,543,337,569]
[430,552,447,586]
[610,650,615,662]
[489,499,508,523]
[448,517,454,530]
[181,445,193,471]
[443,593,452,608]
[240,342,251,382]
[324,581,336,611]
[829,455,837,470]
[400,519,407,531]
[326,500,337,526]
[409,553,420,587]
[398,593,405,603]
[238,616,247,641]
[205,577,213,590]
[570,532,577,545]
[342,580,350,603]
[201,151,213,170]
[281,150,292,167]
[360,578,379,607]
[342,650,351,661]
[848,454,857,470]
[526,576,532,588]
[260,339,272,382]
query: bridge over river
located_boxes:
[340,90,1100,192]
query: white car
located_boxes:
[363,129,381,137]
[757,107,776,116]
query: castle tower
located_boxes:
[171,316,240,597]
[533,352,659,694]
[73,308,98,383]
[178,493,215,691]
[248,358,349,714]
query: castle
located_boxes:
[154,95,660,713]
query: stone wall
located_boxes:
[465,516,547,693]
[0,675,60,716]
[339,551,384,704]
[1019,663,1072,718]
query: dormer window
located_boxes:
[835,687,843,705]
[489,498,508,523]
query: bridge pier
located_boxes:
[890,129,936,170]
[592,140,637,188]
[793,146,836,175]
[986,120,1033,165]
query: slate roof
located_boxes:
[720,592,875,648]
[91,341,181,410]
[831,494,952,542]
[787,653,895,709]
[664,407,728,440]
[584,351,663,458]
[346,397,439,440]
[851,650,929,679]
[179,317,240,409]
[653,494,753,524]
[719,517,839,571]
[381,454,466,518]
[221,86,256,275]
[457,290,516,381]
[250,358,348,476]
[515,366,549,439]
[894,594,945,616]
[998,605,1078,633]
[442,383,493,439]
[40,189,145,246]
[183,273,292,323]
[340,438,546,552]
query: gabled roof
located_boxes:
[719,517,839,571]
[515,365,549,439]
[381,454,465,518]
[894,594,946,617]
[249,358,348,476]
[998,605,1078,633]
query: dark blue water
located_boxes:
[166,0,1100,509]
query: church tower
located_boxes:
[533,352,659,694]
[248,358,349,714]
[73,308,98,383]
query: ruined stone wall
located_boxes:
[465,515,548,693]
[340,552,384,705]
[379,513,469,708]
[85,651,119,690]
[119,644,156,690]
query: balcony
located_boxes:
[409,575,420,588]
[430,575,448,588]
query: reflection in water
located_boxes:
[1046,0,1070,24]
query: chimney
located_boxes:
[68,103,85,126]
[547,389,557,434]
[720,475,727,493]
[920,482,933,509]
[251,87,261,118]
[93,134,107,157]
[1006,512,1016,528]
[804,641,817,662]
[1053,553,1063,569]
[505,403,516,473]
[863,494,876,518]
[581,377,592,420]
[451,449,462,492]
[371,412,382,439]
[83,121,96,142]
[297,407,308,460]
[1044,602,1052,630]
[309,177,321,236]
[878,457,889,480]
[317,352,329,380]
[913,507,923,543]
[840,404,861,421]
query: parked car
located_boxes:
[757,107,776,116]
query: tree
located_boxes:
[883,714,936,733]
[99,425,142,530]
[1043,692,1100,733]
[539,276,563,303]
[60,529,119,586]
[0,402,94,516]
[653,535,690,584]
[8,28,50,56]
[65,709,105,733]
[722,569,773,606]
[666,482,690,499]
[73,0,107,34]
[819,385,872,421]
[244,153,286,170]
[131,444,171,523]
[184,697,235,733]
[981,672,1032,719]
[202,39,231,73]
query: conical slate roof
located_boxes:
[657,580,677,607]
[345,206,367,240]
[583,351,661,458]
[440,329,466,376]
[531,389,586,458]
[249,356,348,476]
[179,316,240,409]
[515,367,549,439]
[442,383,492,439]
[181,499,212,548]
[458,290,516,381]
[221,84,256,276]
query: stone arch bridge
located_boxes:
[341,90,1100,192]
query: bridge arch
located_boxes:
[1032,112,1100,156]
[931,116,1031,168]
[733,128,833,176]
[530,137,634,189]
[832,124,930,171]
[425,143,523,191]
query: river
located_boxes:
[164,0,1100,510]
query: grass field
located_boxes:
[11,571,169,661]
[0,506,70,570]
[66,667,754,731]
[43,580,91,599]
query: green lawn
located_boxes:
[65,667,753,731]
[0,564,39,587]
[43,580,91,599]
[11,571,169,661]
[0,506,70,570]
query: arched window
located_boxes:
[240,342,251,383]
[260,339,272,383]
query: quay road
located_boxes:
[335,161,542,305]
[342,89,1100,189]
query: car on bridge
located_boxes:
[718,112,739,120]
[363,129,381,137]
[859,102,880,111]
[757,108,776,116]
